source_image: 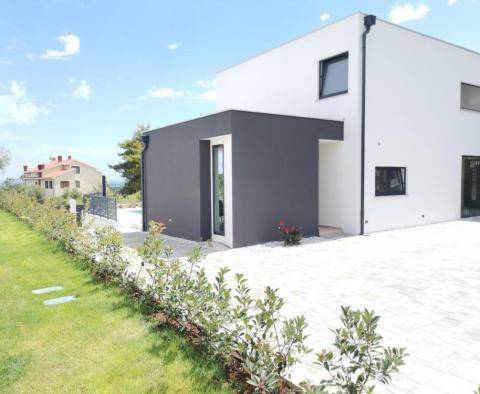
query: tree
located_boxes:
[109,124,149,195]
[0,147,10,173]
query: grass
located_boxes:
[0,210,232,394]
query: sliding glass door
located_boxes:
[212,144,225,236]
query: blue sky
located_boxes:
[0,0,479,181]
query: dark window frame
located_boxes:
[72,165,81,174]
[75,180,81,188]
[461,82,480,113]
[375,167,407,196]
[319,52,349,99]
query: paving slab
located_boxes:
[196,220,480,391]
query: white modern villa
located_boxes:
[142,12,480,247]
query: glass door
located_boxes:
[462,156,480,217]
[212,144,225,236]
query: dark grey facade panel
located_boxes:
[143,110,343,247]
[230,111,342,246]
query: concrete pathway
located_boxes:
[89,209,228,255]
[92,213,480,392]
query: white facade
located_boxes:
[216,13,480,234]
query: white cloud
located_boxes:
[72,80,91,100]
[38,33,80,60]
[389,3,430,24]
[167,42,182,50]
[195,89,217,101]
[320,13,331,21]
[194,79,216,89]
[143,87,186,99]
[142,77,217,102]
[447,0,457,4]
[0,81,48,125]
[0,60,12,66]
[142,86,217,102]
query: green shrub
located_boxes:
[303,306,407,394]
[137,221,311,390]
[24,185,46,204]
[116,191,141,207]
[92,226,127,279]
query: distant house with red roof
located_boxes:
[23,155,102,197]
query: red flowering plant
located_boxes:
[277,219,303,246]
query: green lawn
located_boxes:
[0,210,231,394]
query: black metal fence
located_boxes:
[84,193,117,221]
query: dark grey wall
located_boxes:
[143,112,231,241]
[230,111,342,246]
[143,110,343,247]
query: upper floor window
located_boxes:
[75,180,80,188]
[319,52,348,99]
[375,167,406,196]
[461,83,480,112]
[72,165,80,174]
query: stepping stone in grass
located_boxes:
[43,296,77,306]
[32,286,64,295]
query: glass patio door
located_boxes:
[212,144,225,236]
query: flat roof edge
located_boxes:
[145,109,344,136]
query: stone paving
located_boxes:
[94,213,480,392]
[199,220,480,393]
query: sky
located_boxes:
[0,0,479,182]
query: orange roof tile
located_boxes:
[42,168,75,179]
[25,156,101,175]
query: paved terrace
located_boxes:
[93,211,480,393]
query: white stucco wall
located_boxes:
[216,13,480,235]
[217,13,364,234]
[364,19,480,233]
[318,141,343,228]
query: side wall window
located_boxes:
[319,52,349,98]
[375,167,406,196]
[461,83,480,112]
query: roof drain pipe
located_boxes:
[360,14,376,235]
[140,134,150,232]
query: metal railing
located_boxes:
[84,193,117,221]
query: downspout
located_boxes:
[141,134,150,231]
[360,14,376,235]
